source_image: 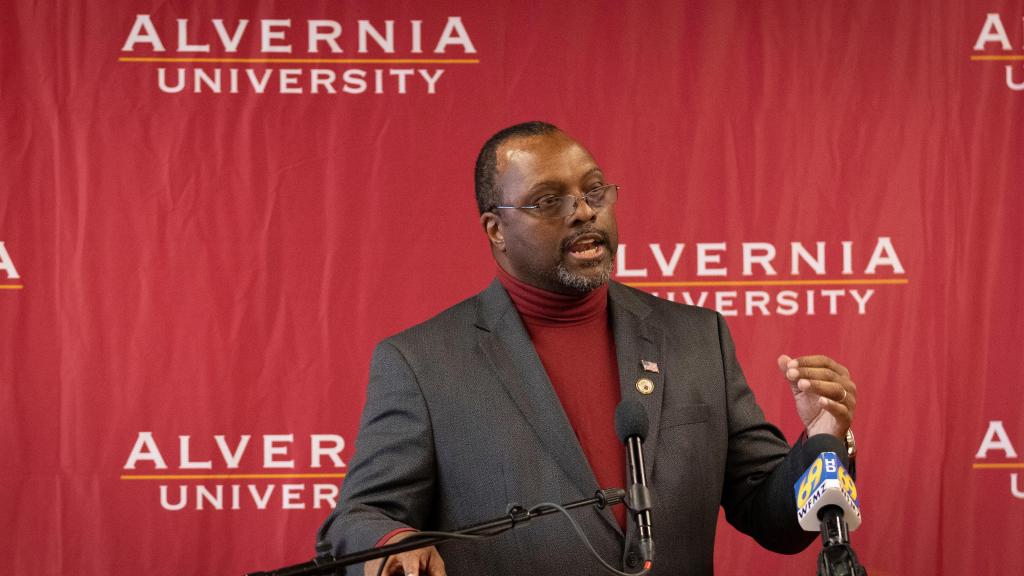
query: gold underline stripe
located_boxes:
[970,55,1024,61]
[118,57,480,64]
[120,472,347,480]
[0,285,25,290]
[972,463,1024,469]
[624,278,909,288]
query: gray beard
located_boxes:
[555,258,613,293]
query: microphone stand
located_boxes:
[816,506,868,576]
[247,488,627,576]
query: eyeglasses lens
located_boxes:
[541,185,618,218]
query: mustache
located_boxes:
[561,226,611,252]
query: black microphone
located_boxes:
[615,400,654,567]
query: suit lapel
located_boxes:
[608,282,666,496]
[474,280,604,509]
[474,280,665,540]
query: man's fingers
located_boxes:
[364,555,400,576]
[784,353,858,437]
[777,354,793,374]
[799,379,854,404]
[392,547,444,576]
[368,533,445,576]
[390,555,413,576]
[798,377,846,399]
[779,354,851,381]
[787,366,844,383]
[792,355,850,377]
[379,551,422,576]
[426,548,447,576]
[818,395,853,430]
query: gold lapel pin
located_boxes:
[635,377,655,395]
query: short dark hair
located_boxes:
[474,121,560,214]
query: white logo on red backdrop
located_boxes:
[122,432,347,511]
[119,14,479,95]
[971,12,1024,92]
[975,421,1024,500]
[616,236,906,317]
[0,241,23,291]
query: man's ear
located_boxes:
[480,211,505,252]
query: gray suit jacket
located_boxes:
[319,280,843,575]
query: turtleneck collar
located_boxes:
[495,265,609,326]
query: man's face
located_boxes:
[481,131,619,294]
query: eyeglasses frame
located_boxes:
[491,184,621,219]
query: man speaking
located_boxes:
[317,122,858,575]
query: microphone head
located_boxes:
[793,451,861,532]
[615,400,650,443]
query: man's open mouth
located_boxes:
[566,233,606,259]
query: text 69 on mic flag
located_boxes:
[794,451,861,532]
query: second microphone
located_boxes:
[615,400,654,568]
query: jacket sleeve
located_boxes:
[714,312,848,554]
[317,340,437,559]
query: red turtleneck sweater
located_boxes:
[497,267,626,529]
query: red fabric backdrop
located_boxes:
[2,1,1023,574]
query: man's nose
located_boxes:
[569,193,598,222]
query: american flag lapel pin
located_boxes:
[641,360,660,373]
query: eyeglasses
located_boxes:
[492,184,620,219]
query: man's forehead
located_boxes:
[495,132,599,185]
